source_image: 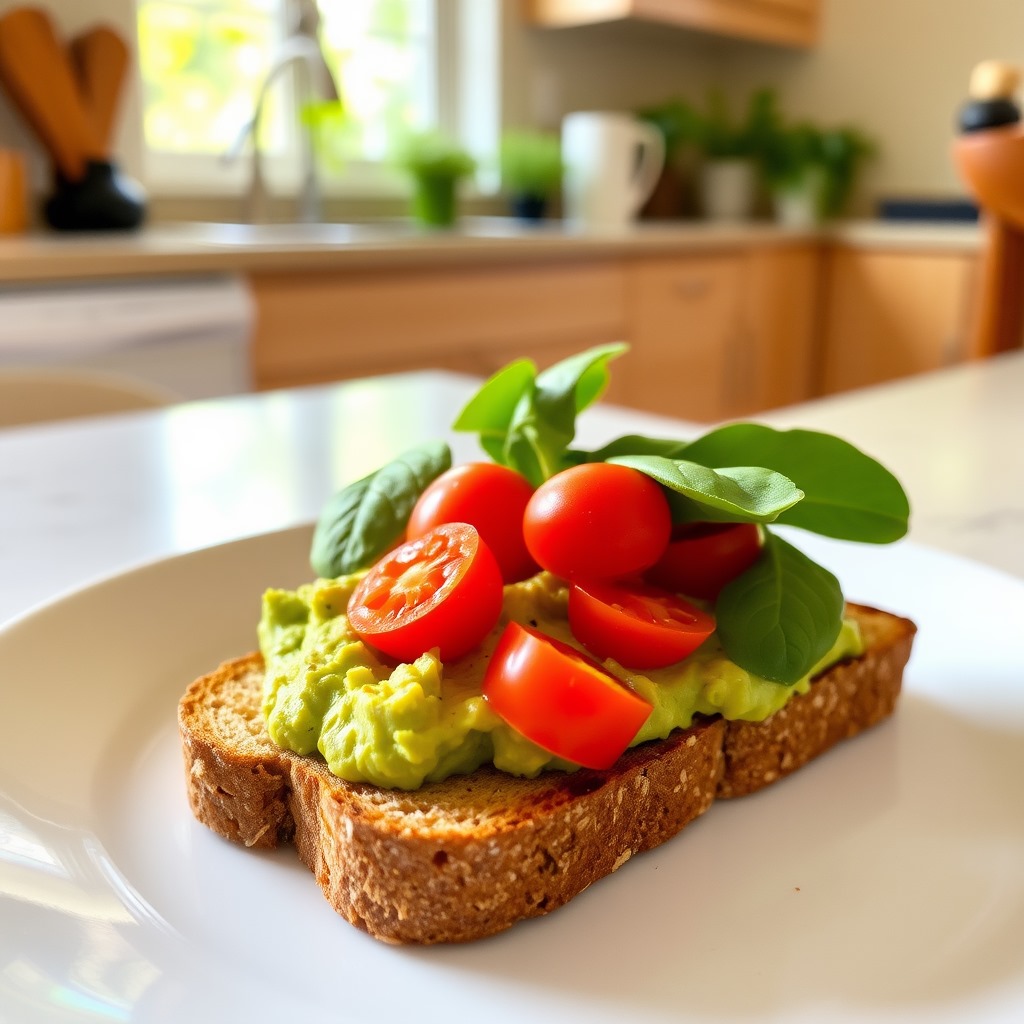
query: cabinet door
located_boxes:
[819,248,978,395]
[737,242,820,412]
[623,254,745,422]
[250,260,628,395]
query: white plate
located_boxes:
[2,527,1023,1024]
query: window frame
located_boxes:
[136,0,500,200]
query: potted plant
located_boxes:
[693,89,776,220]
[499,130,564,221]
[394,130,477,228]
[760,118,875,225]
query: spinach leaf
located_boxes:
[715,531,844,683]
[309,441,451,578]
[455,343,627,485]
[576,433,690,462]
[451,358,535,439]
[608,454,804,523]
[681,424,910,543]
[509,342,627,483]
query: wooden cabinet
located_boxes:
[818,247,978,395]
[250,259,630,400]
[621,242,820,421]
[522,0,819,49]
[250,242,820,423]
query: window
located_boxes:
[135,0,498,195]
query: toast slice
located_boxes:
[178,603,915,944]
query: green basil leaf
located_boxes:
[577,433,690,462]
[535,342,628,417]
[608,454,804,523]
[502,343,628,484]
[716,531,844,684]
[309,441,451,577]
[451,358,537,460]
[682,423,910,543]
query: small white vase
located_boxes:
[771,167,826,228]
[699,159,757,221]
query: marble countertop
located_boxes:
[0,350,1021,629]
[0,218,981,284]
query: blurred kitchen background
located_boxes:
[0,0,1021,428]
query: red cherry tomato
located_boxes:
[407,463,538,583]
[568,579,716,669]
[483,622,652,769]
[645,522,763,600]
[347,523,503,662]
[523,463,672,580]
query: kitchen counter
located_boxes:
[0,349,1020,629]
[0,217,981,284]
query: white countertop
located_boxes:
[1,351,1021,628]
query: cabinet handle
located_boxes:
[673,277,712,299]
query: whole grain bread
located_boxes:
[178,603,915,944]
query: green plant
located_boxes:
[637,97,701,160]
[760,115,876,217]
[393,130,477,226]
[695,88,777,161]
[817,126,876,216]
[498,130,564,199]
[394,129,477,180]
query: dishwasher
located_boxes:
[0,274,255,400]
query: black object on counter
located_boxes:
[43,160,146,232]
[958,97,1021,134]
[877,197,979,222]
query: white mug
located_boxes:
[561,111,665,229]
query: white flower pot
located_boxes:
[699,159,757,221]
[771,167,827,227]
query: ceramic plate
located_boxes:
[2,527,1023,1023]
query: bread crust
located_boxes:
[178,603,915,944]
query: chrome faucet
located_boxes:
[226,0,340,223]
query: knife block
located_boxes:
[44,158,146,232]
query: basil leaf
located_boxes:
[608,455,803,523]
[716,531,844,684]
[502,343,628,484]
[534,342,628,417]
[309,441,451,577]
[682,424,910,543]
[451,358,536,436]
[577,433,690,463]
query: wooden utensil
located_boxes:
[0,6,104,181]
[70,24,129,155]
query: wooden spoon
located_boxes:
[70,24,129,155]
[0,6,103,181]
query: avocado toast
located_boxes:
[178,345,916,944]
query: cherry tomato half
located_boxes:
[347,522,503,662]
[483,622,652,769]
[407,462,539,584]
[645,522,763,600]
[523,463,672,580]
[568,579,716,670]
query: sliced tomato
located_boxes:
[568,579,715,670]
[347,522,503,662]
[483,622,652,770]
[645,522,763,600]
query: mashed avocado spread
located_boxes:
[258,573,863,791]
